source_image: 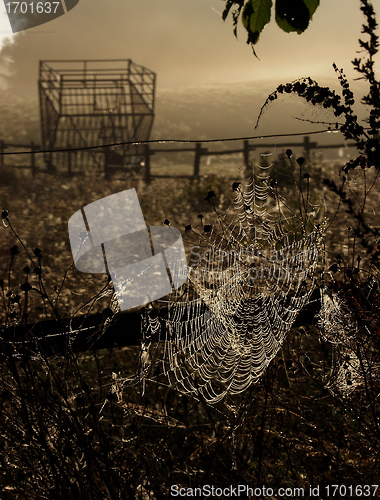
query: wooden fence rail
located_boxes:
[1,290,320,356]
[0,136,359,182]
[144,136,358,183]
[1,311,141,356]
[0,140,41,177]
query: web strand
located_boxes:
[136,166,326,404]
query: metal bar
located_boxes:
[39,59,156,173]
[144,143,151,184]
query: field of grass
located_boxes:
[0,162,244,321]
[2,35,380,495]
[0,151,380,498]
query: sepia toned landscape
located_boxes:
[1,1,380,499]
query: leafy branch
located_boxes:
[255,0,380,169]
[222,0,320,56]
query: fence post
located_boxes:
[303,136,310,160]
[67,144,72,177]
[193,143,201,180]
[144,144,151,184]
[0,140,4,172]
[243,140,253,176]
[104,146,110,179]
[31,141,36,177]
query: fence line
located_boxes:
[2,290,319,354]
[0,140,41,177]
[0,136,359,182]
[143,136,358,183]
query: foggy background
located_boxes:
[0,0,375,152]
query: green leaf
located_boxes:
[303,0,320,18]
[222,0,236,21]
[275,0,313,34]
[223,1,245,39]
[242,0,272,45]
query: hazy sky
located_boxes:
[0,0,374,94]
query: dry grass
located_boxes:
[1,142,380,498]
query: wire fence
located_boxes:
[0,132,359,182]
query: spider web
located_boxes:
[135,168,326,404]
[318,286,380,398]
